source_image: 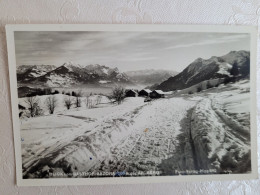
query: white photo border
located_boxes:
[5,24,258,186]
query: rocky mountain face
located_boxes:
[17,65,56,82]
[125,69,178,87]
[17,62,131,87]
[156,50,250,91]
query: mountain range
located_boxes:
[17,50,249,91]
[17,65,56,82]
[17,63,131,87]
[17,63,176,88]
[156,50,250,91]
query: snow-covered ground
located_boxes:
[19,79,251,178]
[189,79,251,173]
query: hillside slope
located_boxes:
[156,51,250,91]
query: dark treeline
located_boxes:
[18,86,84,98]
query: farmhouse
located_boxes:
[150,90,165,98]
[18,104,26,110]
[125,89,138,97]
[138,89,152,97]
[18,104,26,118]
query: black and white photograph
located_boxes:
[6,25,257,185]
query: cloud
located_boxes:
[14,31,250,71]
[164,34,249,50]
[118,56,158,62]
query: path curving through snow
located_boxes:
[22,97,199,178]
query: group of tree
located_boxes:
[64,91,103,110]
[25,87,60,97]
[24,95,58,117]
[85,96,94,109]
[24,96,43,117]
[45,96,58,114]
[22,86,127,118]
[188,79,222,94]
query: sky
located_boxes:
[14,31,250,72]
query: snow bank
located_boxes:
[190,98,250,173]
[190,98,225,170]
[211,79,250,134]
[211,98,250,136]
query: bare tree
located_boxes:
[85,96,90,108]
[107,95,115,104]
[96,95,102,105]
[45,95,58,114]
[85,96,89,107]
[64,96,73,110]
[89,99,93,108]
[74,91,82,108]
[34,103,43,116]
[85,96,93,108]
[111,86,125,104]
[24,96,41,117]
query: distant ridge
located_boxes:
[156,50,250,91]
[17,62,131,87]
[125,69,178,86]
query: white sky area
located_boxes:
[15,31,250,72]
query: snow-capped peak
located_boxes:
[221,50,249,65]
[102,67,109,75]
[61,61,83,71]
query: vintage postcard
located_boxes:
[6,24,257,186]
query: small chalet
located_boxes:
[18,104,26,118]
[150,90,165,98]
[138,89,152,97]
[18,104,26,110]
[125,89,138,97]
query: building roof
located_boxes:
[126,89,138,94]
[141,89,152,93]
[18,104,26,110]
[153,90,165,95]
[163,91,173,95]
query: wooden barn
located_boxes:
[138,89,152,97]
[125,89,138,97]
[18,104,26,110]
[18,104,26,118]
[150,90,165,98]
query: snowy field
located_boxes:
[19,79,251,178]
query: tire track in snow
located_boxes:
[96,98,199,175]
[23,97,199,178]
[190,98,250,173]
